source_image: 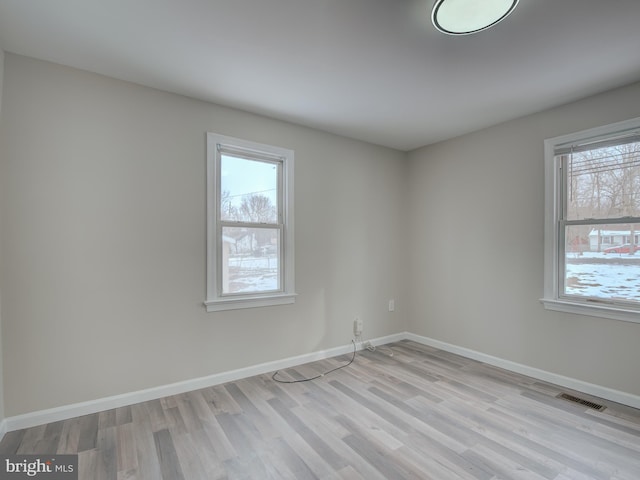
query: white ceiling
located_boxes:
[1,0,640,151]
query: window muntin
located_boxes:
[543,118,640,322]
[206,133,295,311]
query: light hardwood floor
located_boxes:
[2,340,640,479]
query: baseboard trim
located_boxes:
[3,333,403,434]
[405,332,640,410]
[3,330,639,439]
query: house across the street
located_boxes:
[589,229,640,251]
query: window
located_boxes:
[205,133,295,312]
[542,117,640,323]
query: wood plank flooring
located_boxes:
[2,340,640,479]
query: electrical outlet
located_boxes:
[388,299,395,312]
[353,317,363,336]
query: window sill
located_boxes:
[540,298,640,324]
[205,293,297,312]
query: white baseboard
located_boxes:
[404,332,640,410]
[2,330,639,440]
[2,333,402,434]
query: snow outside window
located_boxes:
[542,117,640,323]
[205,133,295,312]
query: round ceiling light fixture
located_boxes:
[431,0,519,35]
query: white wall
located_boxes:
[407,81,640,397]
[0,54,407,416]
[0,47,5,425]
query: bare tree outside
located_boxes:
[221,190,236,221]
[239,194,277,223]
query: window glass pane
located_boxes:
[221,226,281,294]
[564,141,640,221]
[564,224,640,303]
[220,154,278,223]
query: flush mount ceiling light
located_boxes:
[431,0,519,35]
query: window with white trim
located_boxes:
[205,133,295,312]
[542,117,640,323]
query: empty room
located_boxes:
[1,0,640,478]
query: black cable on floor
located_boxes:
[272,340,356,384]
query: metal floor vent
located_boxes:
[557,393,605,411]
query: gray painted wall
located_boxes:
[1,51,639,420]
[407,81,640,397]
[0,54,407,416]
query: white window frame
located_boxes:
[542,117,640,323]
[205,133,295,312]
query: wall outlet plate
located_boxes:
[353,317,363,336]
